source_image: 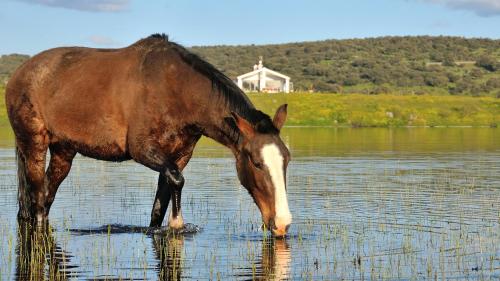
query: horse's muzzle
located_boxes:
[269,219,290,238]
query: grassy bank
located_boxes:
[0,86,498,129]
[0,86,6,125]
[249,93,499,127]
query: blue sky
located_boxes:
[1,0,499,55]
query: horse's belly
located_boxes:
[75,141,131,162]
[48,115,130,162]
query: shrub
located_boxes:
[370,86,390,95]
[476,55,498,72]
[486,77,500,88]
[424,73,448,87]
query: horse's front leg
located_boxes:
[149,173,172,227]
[149,163,185,228]
[138,134,199,229]
[165,166,185,229]
[149,152,193,229]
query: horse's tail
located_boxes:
[16,145,31,220]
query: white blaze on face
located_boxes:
[261,143,292,228]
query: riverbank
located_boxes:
[0,87,498,129]
[249,93,499,127]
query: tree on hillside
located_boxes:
[476,55,498,72]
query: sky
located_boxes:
[0,0,499,55]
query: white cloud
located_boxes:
[88,35,119,46]
[421,0,500,17]
[17,0,130,12]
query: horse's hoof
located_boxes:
[168,208,184,229]
[168,217,184,230]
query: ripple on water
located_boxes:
[69,223,202,236]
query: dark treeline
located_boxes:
[2,36,499,96]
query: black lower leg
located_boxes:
[150,174,171,227]
[150,164,185,227]
[166,166,184,217]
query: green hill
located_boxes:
[0,54,29,84]
[191,36,500,96]
[2,36,500,96]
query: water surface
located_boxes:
[0,127,499,280]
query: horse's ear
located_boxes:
[231,112,255,139]
[273,104,288,131]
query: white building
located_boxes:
[236,59,291,93]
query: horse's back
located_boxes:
[6,46,143,160]
[6,46,128,110]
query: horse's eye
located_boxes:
[246,154,263,170]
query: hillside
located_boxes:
[0,54,29,84]
[191,36,500,96]
[1,36,500,96]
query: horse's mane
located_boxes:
[132,34,278,135]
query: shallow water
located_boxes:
[0,127,499,280]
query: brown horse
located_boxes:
[6,34,292,237]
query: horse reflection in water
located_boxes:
[15,223,290,280]
[15,222,77,281]
[152,233,184,281]
[253,239,291,281]
[151,234,291,281]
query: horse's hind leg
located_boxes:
[16,134,49,223]
[44,143,76,214]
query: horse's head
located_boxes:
[231,104,292,237]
